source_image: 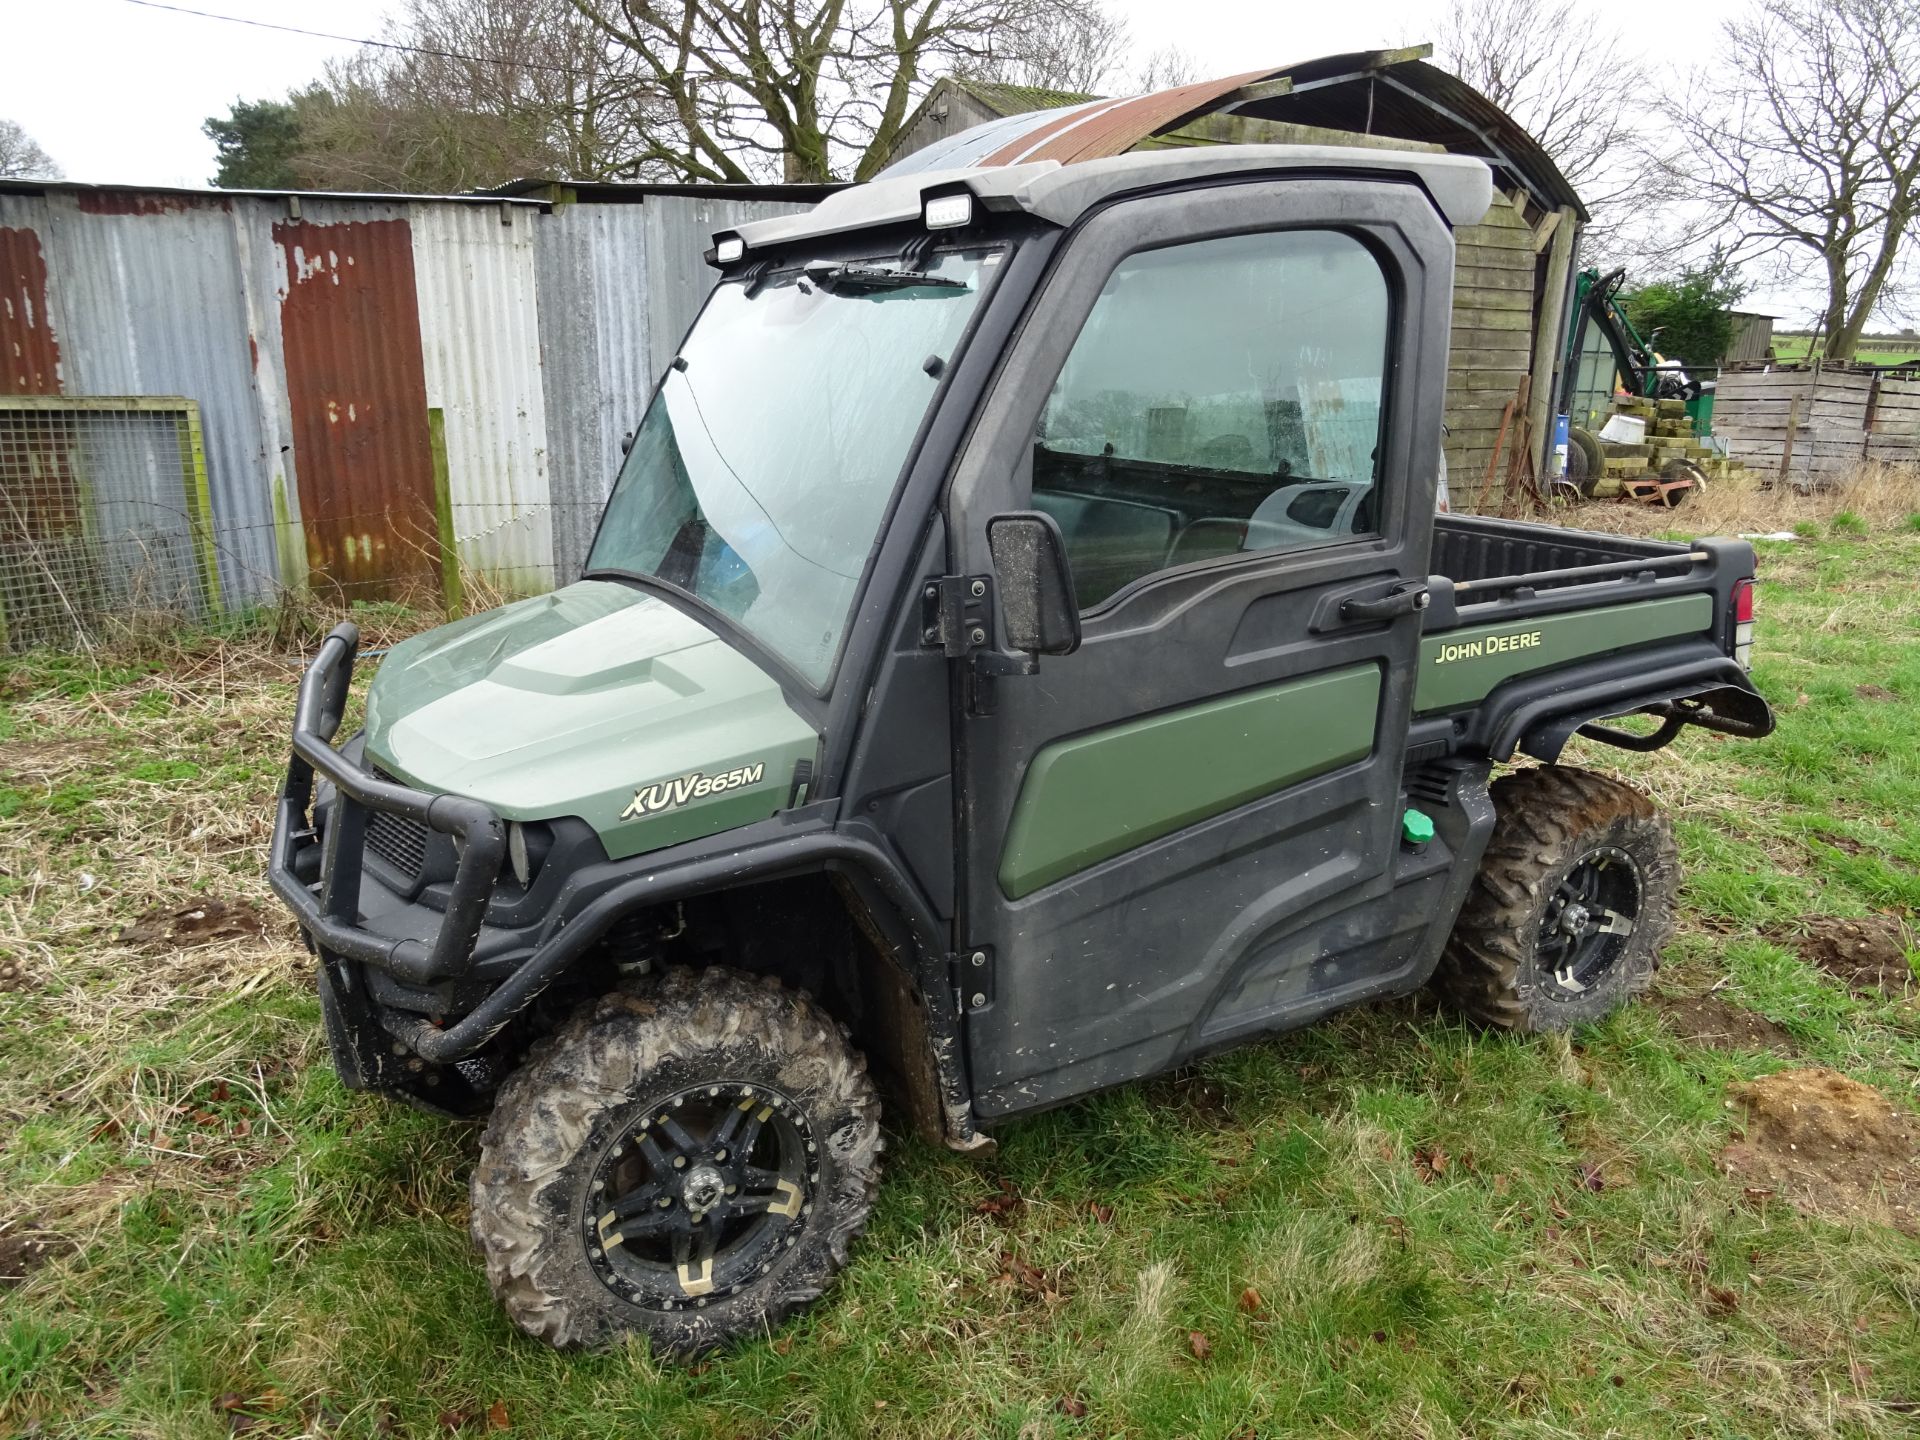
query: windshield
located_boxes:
[587,248,996,685]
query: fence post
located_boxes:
[176,400,224,618]
[427,407,464,617]
[1778,392,1801,488]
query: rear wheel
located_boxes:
[470,967,882,1355]
[1435,766,1678,1032]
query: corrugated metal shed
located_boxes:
[532,201,653,585]
[0,177,817,608]
[411,203,553,595]
[979,71,1272,166]
[5,191,289,602]
[531,189,820,584]
[889,78,1098,171]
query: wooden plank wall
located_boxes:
[1714,365,1875,485]
[1868,374,1920,465]
[1443,198,1535,510]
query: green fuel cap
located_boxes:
[1402,808,1435,846]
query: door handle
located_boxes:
[1339,583,1430,624]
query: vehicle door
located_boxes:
[947,175,1456,1117]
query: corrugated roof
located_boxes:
[882,52,1584,220]
[0,177,549,208]
[480,178,843,204]
[979,69,1274,166]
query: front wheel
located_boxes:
[1435,766,1678,1032]
[470,967,882,1355]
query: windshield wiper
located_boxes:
[803,262,966,294]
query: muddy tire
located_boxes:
[1435,766,1678,1032]
[470,966,882,1355]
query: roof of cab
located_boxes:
[723,144,1494,254]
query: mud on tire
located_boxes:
[470,966,882,1355]
[1435,766,1678,1033]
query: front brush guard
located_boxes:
[268,622,507,989]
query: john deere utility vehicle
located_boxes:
[270,145,1773,1355]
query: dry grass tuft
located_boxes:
[1542,461,1920,540]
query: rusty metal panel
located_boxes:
[982,72,1271,166]
[0,222,61,394]
[274,215,441,599]
[410,203,553,595]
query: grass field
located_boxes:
[3,491,1919,1438]
[1767,333,1920,368]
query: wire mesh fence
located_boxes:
[0,398,607,652]
[0,397,219,651]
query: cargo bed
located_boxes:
[1431,513,1687,589]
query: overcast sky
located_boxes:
[4,0,1806,316]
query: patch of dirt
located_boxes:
[1855,684,1898,701]
[0,1218,74,1285]
[1772,916,1918,999]
[1652,990,1796,1053]
[1718,1068,1920,1236]
[119,896,267,950]
[0,738,107,780]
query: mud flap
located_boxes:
[316,954,391,1093]
[316,954,480,1116]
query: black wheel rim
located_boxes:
[583,1081,816,1311]
[1536,845,1641,1000]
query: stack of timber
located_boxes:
[1713,363,1875,488]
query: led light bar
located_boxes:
[923,193,972,230]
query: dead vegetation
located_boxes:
[1538,459,1920,539]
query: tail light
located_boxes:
[1732,577,1755,668]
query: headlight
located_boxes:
[509,822,532,888]
[506,821,553,889]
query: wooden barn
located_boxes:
[887,48,1586,510]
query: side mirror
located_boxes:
[986,511,1081,657]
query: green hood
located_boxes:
[362,581,818,860]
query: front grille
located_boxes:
[365,767,430,877]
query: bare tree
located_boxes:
[963,5,1128,94]
[1128,45,1200,93]
[571,0,1117,183]
[297,0,658,191]
[0,119,61,179]
[1651,0,1920,361]
[1434,0,1648,215]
